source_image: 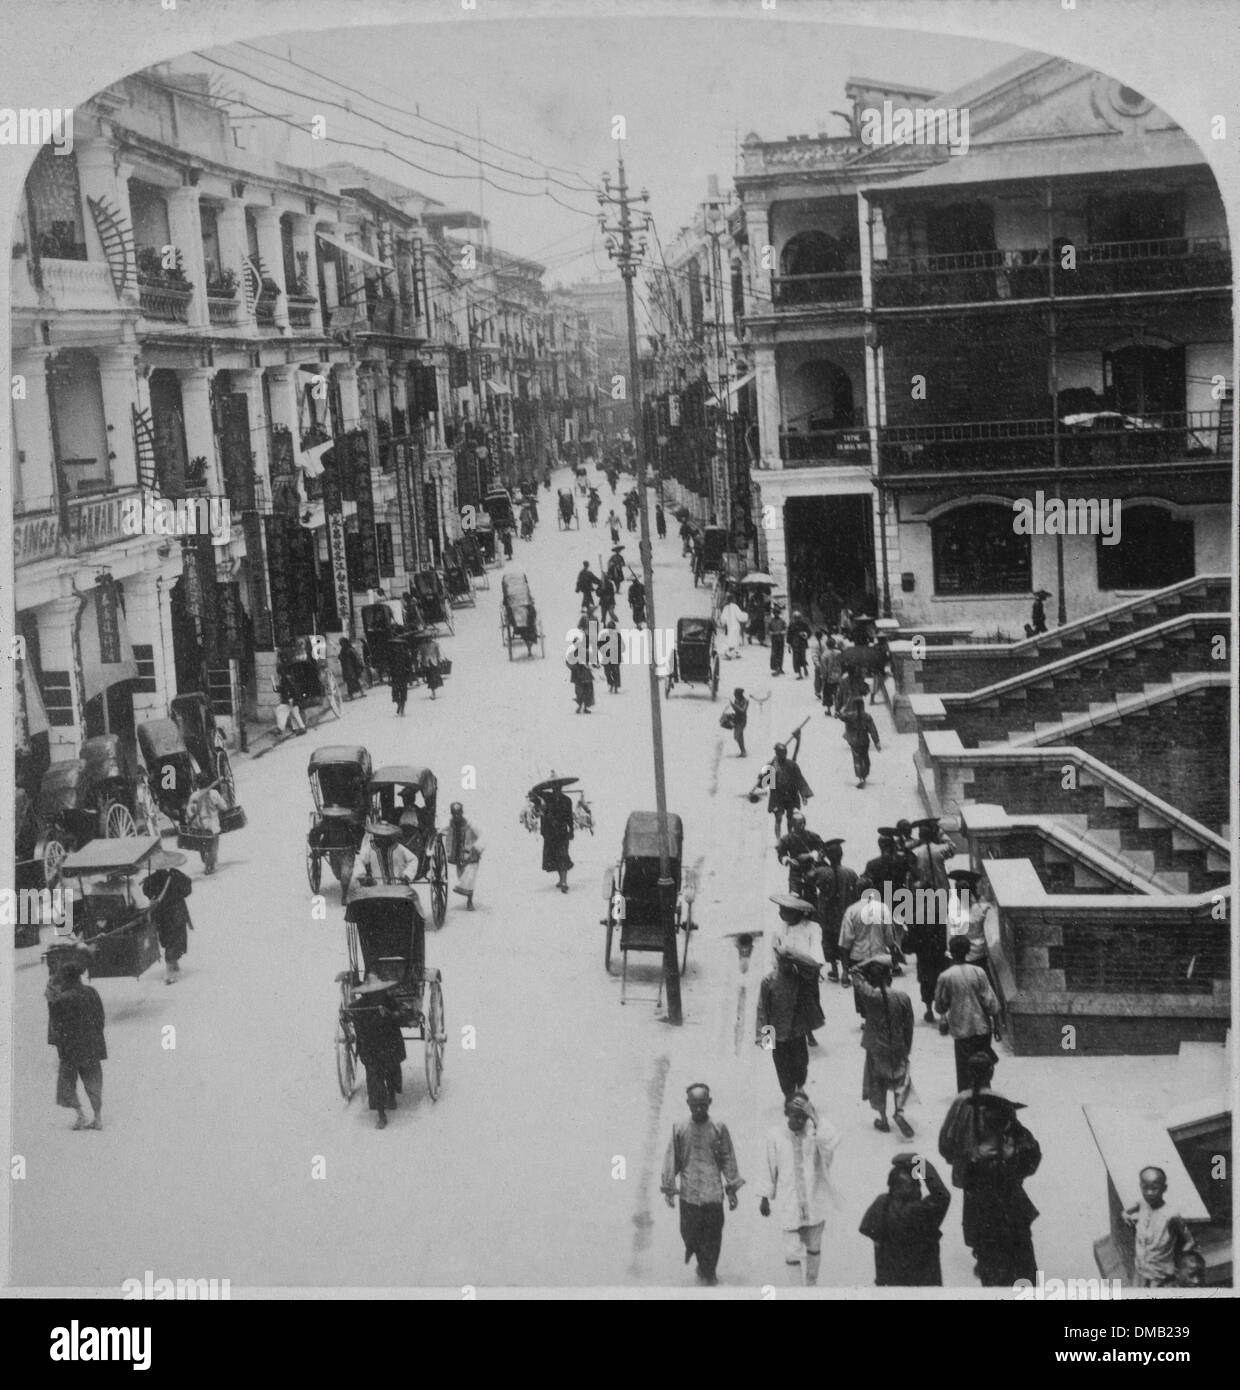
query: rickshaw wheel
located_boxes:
[424,982,445,1100]
[710,656,720,700]
[506,629,515,661]
[326,673,343,719]
[102,801,137,838]
[430,836,448,927]
[42,837,68,890]
[306,845,322,893]
[335,1013,357,1102]
[216,750,236,806]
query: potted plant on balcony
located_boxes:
[186,456,210,492]
[137,246,190,289]
[206,267,239,298]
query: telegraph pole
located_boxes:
[599,156,682,1025]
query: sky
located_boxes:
[188,16,1026,286]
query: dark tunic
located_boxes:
[351,1003,407,1112]
[141,868,193,964]
[539,790,575,872]
[766,756,811,815]
[859,1162,951,1286]
[48,984,107,1065]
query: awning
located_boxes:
[22,667,49,739]
[299,438,331,478]
[708,371,756,405]
[486,377,511,395]
[78,591,138,705]
[316,230,395,272]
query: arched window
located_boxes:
[780,230,848,278]
[1096,504,1194,590]
[932,503,1031,595]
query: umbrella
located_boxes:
[529,776,579,798]
[739,572,775,587]
[673,506,690,521]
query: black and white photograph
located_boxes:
[1,0,1235,1315]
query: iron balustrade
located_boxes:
[771,269,863,308]
[878,409,1228,476]
[779,425,871,465]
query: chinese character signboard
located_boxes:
[95,582,122,664]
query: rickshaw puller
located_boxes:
[350,976,406,1129]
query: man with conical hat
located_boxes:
[757,895,826,1098]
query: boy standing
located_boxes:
[1126,1166,1198,1288]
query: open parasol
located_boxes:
[739,572,775,587]
[529,776,579,798]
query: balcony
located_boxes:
[877,409,1229,478]
[40,258,117,311]
[771,269,863,309]
[207,292,241,327]
[778,425,870,466]
[874,236,1231,309]
[287,293,318,330]
[138,277,192,324]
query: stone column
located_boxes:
[12,348,57,509]
[124,559,181,721]
[289,212,323,332]
[97,346,141,491]
[757,482,787,594]
[217,197,256,334]
[167,186,209,329]
[38,593,87,761]
[334,362,361,431]
[179,367,221,495]
[754,347,782,472]
[75,139,137,298]
[748,199,773,310]
[266,365,303,466]
[252,205,289,331]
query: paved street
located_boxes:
[11,464,1181,1293]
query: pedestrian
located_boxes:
[418,642,444,701]
[776,810,825,898]
[567,626,596,714]
[501,524,514,560]
[905,817,956,1023]
[719,594,748,659]
[606,547,626,587]
[934,936,1001,1094]
[660,1083,745,1286]
[679,517,694,557]
[787,611,811,679]
[445,801,483,910]
[607,510,621,545]
[691,535,705,585]
[839,886,897,1007]
[597,573,617,623]
[769,891,826,1051]
[185,779,228,873]
[721,687,748,755]
[816,637,841,713]
[1024,588,1051,639]
[806,837,860,983]
[757,1090,842,1287]
[946,868,990,967]
[756,897,825,1099]
[606,467,618,495]
[655,503,666,539]
[586,489,601,526]
[601,616,622,693]
[852,955,915,1136]
[537,783,575,893]
[575,560,600,605]
[760,738,812,842]
[387,638,413,717]
[810,630,826,698]
[141,849,193,984]
[46,958,105,1130]
[349,975,406,1130]
[274,664,308,735]
[768,606,787,675]
[938,1052,1041,1287]
[338,637,365,700]
[841,697,882,788]
[868,633,890,707]
[1124,1166,1199,1288]
[832,664,868,719]
[859,1154,951,1286]
[862,830,914,969]
[628,575,647,628]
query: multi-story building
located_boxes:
[735,57,1232,634]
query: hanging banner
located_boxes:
[242,513,274,651]
[264,516,296,649]
[216,582,246,659]
[94,581,122,664]
[349,430,381,589]
[376,521,395,578]
[320,443,352,632]
[394,442,417,573]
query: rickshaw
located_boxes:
[366,766,449,926]
[410,631,451,696]
[281,639,344,720]
[518,480,540,524]
[457,531,490,589]
[137,717,245,869]
[441,542,476,609]
[664,617,721,700]
[170,693,235,807]
[557,488,579,530]
[360,601,411,680]
[500,571,545,659]
[334,882,446,1103]
[474,515,498,564]
[411,568,455,636]
[44,835,163,980]
[693,525,729,586]
[482,489,516,533]
[307,746,373,893]
[601,812,696,1002]
[32,735,157,887]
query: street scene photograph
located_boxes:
[2,0,1234,1302]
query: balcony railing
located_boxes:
[874,236,1231,308]
[286,293,317,329]
[771,269,863,309]
[138,277,192,323]
[779,425,870,466]
[878,409,1229,476]
[207,292,241,327]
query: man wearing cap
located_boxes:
[851,956,915,1136]
[762,739,813,843]
[859,1154,951,1286]
[349,974,407,1130]
[757,897,826,1098]
[806,838,859,983]
[757,1090,842,1287]
[776,811,825,899]
[445,802,483,910]
[935,936,1001,1093]
[358,823,418,885]
[46,958,106,1130]
[905,818,956,1023]
[768,606,788,675]
[660,1084,744,1286]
